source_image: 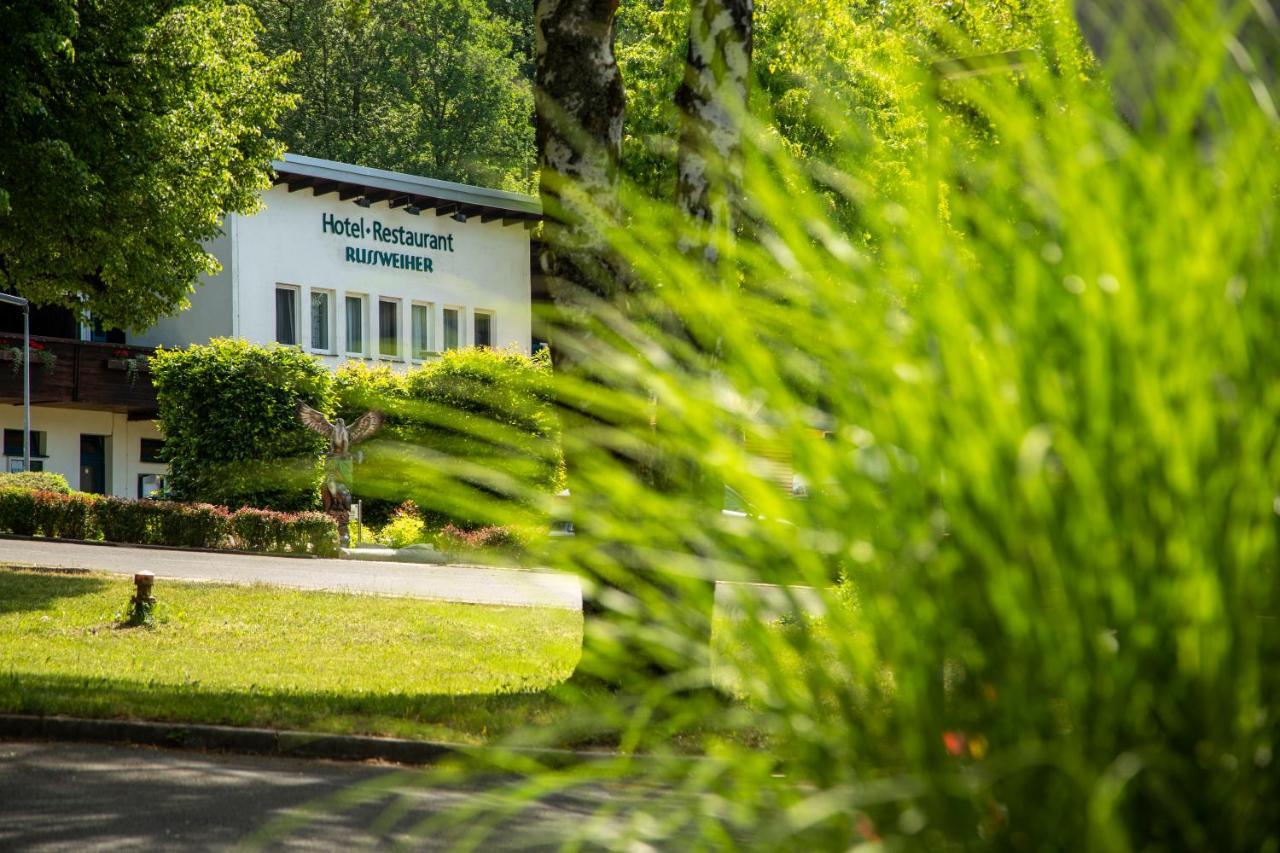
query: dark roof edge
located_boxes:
[273,154,542,217]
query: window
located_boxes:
[411,303,434,359]
[311,290,333,352]
[138,473,165,499]
[443,307,461,351]
[474,310,494,348]
[345,294,366,355]
[4,429,46,458]
[275,286,299,345]
[378,298,400,358]
[139,438,165,464]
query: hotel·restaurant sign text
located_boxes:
[321,213,456,274]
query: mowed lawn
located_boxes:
[0,568,582,744]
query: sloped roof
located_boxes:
[272,154,541,226]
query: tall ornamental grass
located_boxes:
[255,3,1278,849]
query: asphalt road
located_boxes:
[0,537,581,611]
[0,740,607,851]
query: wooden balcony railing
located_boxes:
[0,336,158,418]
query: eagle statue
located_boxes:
[297,403,384,455]
[297,402,384,546]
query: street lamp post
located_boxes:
[0,293,31,472]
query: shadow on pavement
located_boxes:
[0,740,607,851]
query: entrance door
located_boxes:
[79,435,106,495]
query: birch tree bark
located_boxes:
[674,0,753,260]
[534,0,626,307]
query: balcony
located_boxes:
[0,336,158,419]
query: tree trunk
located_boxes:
[674,0,753,261]
[534,0,626,307]
[1073,0,1276,129]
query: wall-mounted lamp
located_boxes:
[355,197,373,208]
[451,211,467,223]
[405,204,421,215]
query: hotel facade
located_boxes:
[0,155,540,498]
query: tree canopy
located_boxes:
[0,0,295,331]
[248,0,534,191]
[616,0,1074,203]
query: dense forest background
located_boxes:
[250,0,1065,195]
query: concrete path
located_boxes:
[0,537,581,611]
[0,740,609,851]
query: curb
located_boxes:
[0,714,606,769]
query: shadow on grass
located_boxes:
[0,671,594,747]
[0,568,111,616]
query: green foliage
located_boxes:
[0,489,336,555]
[30,491,98,540]
[229,507,338,556]
[151,338,332,511]
[436,523,525,554]
[616,0,1077,208]
[0,0,296,330]
[153,502,231,550]
[301,4,1278,849]
[334,347,561,528]
[0,489,37,536]
[93,497,160,545]
[376,501,429,548]
[0,471,71,494]
[249,0,534,190]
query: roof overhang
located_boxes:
[271,154,542,227]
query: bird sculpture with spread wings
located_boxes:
[298,404,384,455]
[298,402,384,546]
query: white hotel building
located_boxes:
[0,155,540,498]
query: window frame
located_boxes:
[138,473,165,499]
[309,288,336,354]
[473,309,495,349]
[377,297,402,360]
[442,305,463,351]
[139,437,165,464]
[344,292,369,357]
[3,428,47,458]
[275,284,301,346]
[410,301,435,361]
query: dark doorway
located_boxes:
[79,435,107,495]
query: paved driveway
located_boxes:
[0,538,581,611]
[0,740,608,851]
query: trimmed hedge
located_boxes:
[150,338,332,511]
[0,489,338,556]
[0,471,71,494]
[334,347,562,529]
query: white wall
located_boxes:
[0,405,165,498]
[131,229,235,348]
[230,185,532,366]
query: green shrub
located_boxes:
[334,347,561,529]
[285,512,339,557]
[151,338,332,511]
[229,507,284,552]
[228,507,336,555]
[0,488,335,555]
[376,502,428,548]
[0,488,38,535]
[154,502,231,549]
[0,471,71,494]
[94,497,161,545]
[436,523,524,554]
[31,491,98,539]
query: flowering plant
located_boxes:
[0,338,56,373]
[109,347,147,385]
